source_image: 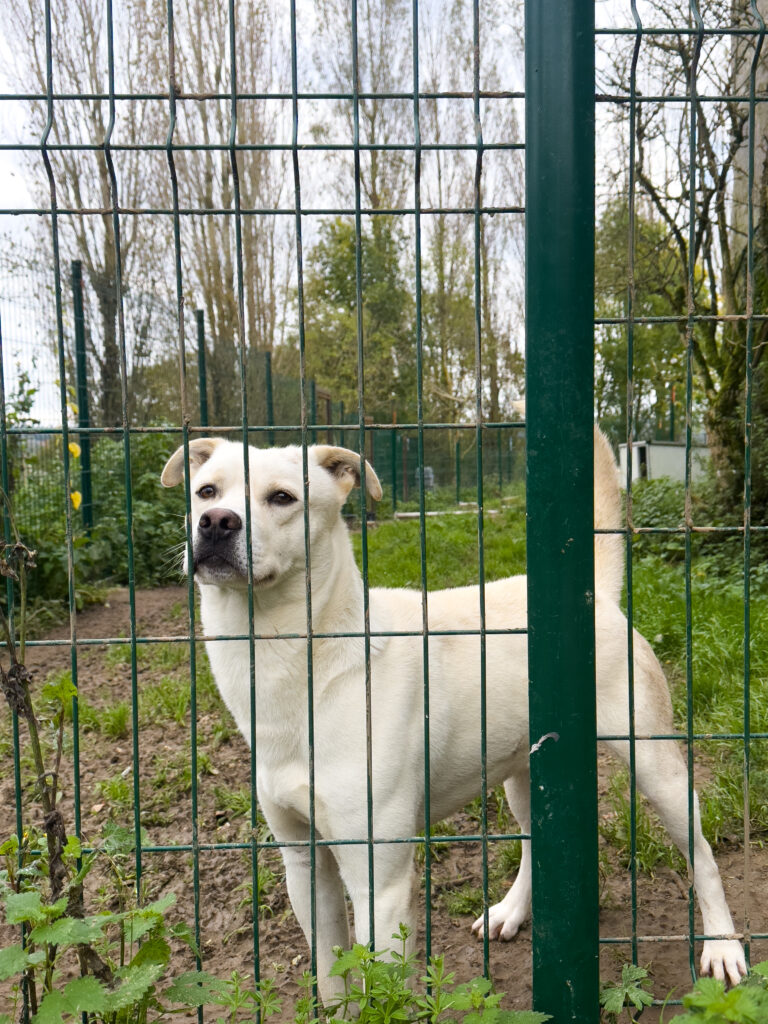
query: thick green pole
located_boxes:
[195,309,208,428]
[525,1,598,1020]
[71,260,93,535]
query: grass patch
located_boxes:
[104,639,133,668]
[214,785,253,821]
[141,675,191,726]
[356,506,527,591]
[149,748,215,805]
[101,701,131,740]
[97,772,133,816]
[629,555,768,844]
[144,640,189,672]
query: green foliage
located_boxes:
[12,432,183,609]
[600,964,654,1022]
[666,961,768,1022]
[214,784,254,821]
[628,478,686,561]
[101,700,131,740]
[295,217,417,422]
[595,200,690,446]
[96,773,134,815]
[323,928,550,1024]
[630,555,768,845]
[0,817,199,1024]
[0,879,195,1022]
[140,674,191,726]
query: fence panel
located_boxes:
[1,2,765,1022]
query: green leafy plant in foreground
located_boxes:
[167,925,552,1024]
[599,960,768,1024]
[666,961,768,1023]
[0,493,199,1024]
[600,964,654,1022]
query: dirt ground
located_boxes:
[1,585,765,1021]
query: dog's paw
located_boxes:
[700,939,747,987]
[471,900,527,942]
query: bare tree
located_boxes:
[597,0,768,504]
[420,0,524,427]
[171,0,293,425]
[6,0,169,426]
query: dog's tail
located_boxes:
[513,401,624,604]
[593,425,624,606]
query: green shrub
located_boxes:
[13,433,184,607]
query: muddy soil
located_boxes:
[1,586,764,1021]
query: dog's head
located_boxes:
[161,439,382,589]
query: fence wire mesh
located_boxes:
[0,1,766,1022]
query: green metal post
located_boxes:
[391,427,397,514]
[309,377,317,445]
[525,1,598,1020]
[497,428,503,495]
[455,439,461,505]
[195,309,208,428]
[265,349,275,445]
[71,261,93,535]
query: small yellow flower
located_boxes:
[71,491,82,510]
[68,441,81,459]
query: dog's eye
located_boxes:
[268,490,297,506]
[196,485,217,500]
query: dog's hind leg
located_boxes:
[604,735,746,986]
[471,770,532,941]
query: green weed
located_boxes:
[96,772,133,815]
[101,700,131,740]
[630,556,768,845]
[214,785,253,821]
[141,675,190,726]
[234,862,280,918]
[600,963,654,1022]
[145,640,188,672]
[104,639,133,668]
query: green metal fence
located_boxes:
[0,252,522,540]
[1,1,766,1021]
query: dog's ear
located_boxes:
[313,445,383,501]
[161,438,223,488]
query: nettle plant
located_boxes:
[0,504,198,1022]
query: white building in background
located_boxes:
[618,440,711,484]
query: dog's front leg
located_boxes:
[335,843,418,954]
[472,770,532,941]
[260,798,350,1005]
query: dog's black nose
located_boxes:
[198,508,242,542]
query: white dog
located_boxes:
[161,433,746,999]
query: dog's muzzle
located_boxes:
[194,507,244,574]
